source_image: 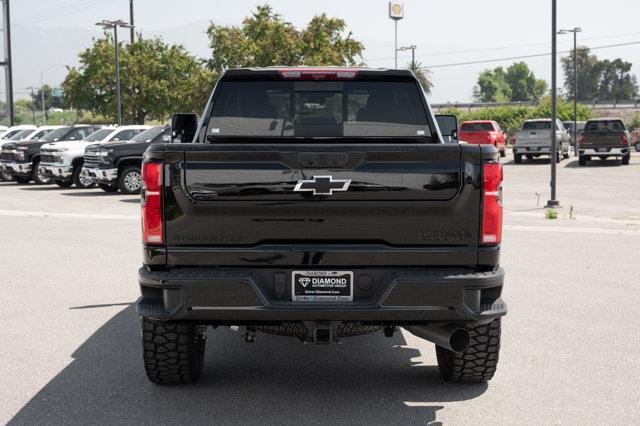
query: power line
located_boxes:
[15,0,118,25]
[15,0,103,23]
[366,31,640,63]
[420,41,640,69]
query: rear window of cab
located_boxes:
[585,120,626,132]
[460,122,494,132]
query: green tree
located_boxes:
[504,62,547,101]
[562,47,638,101]
[474,62,547,102]
[597,58,638,101]
[63,36,214,124]
[407,60,432,95]
[32,85,52,111]
[473,67,511,102]
[206,5,364,72]
[561,47,601,102]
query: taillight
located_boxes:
[487,135,494,144]
[622,134,628,146]
[511,135,516,145]
[278,68,359,80]
[579,135,584,145]
[141,161,163,245]
[481,162,503,245]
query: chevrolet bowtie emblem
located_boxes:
[293,175,351,196]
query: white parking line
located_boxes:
[0,209,138,221]
[505,224,639,236]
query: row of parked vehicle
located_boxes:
[0,124,171,193]
[454,118,636,166]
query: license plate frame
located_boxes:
[291,270,353,302]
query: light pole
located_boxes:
[558,27,582,156]
[129,0,135,44]
[40,64,63,125]
[388,2,404,68]
[95,19,132,125]
[397,45,417,67]
[2,0,14,125]
[547,0,560,208]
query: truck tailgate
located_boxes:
[157,143,486,267]
[582,131,626,149]
[459,132,490,144]
[516,130,552,146]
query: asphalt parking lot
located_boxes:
[1,152,639,424]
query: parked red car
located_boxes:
[459,120,507,157]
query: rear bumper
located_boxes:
[137,267,507,326]
[579,148,628,156]
[513,146,552,154]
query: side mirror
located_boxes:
[435,114,459,143]
[171,113,198,143]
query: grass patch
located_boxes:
[545,209,558,219]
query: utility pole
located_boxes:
[39,64,62,125]
[558,27,582,156]
[25,86,36,124]
[40,73,45,124]
[397,45,417,67]
[2,0,14,126]
[547,0,560,208]
[96,19,132,125]
[129,0,135,44]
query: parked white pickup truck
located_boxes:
[39,125,150,188]
[513,119,570,164]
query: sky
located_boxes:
[6,0,640,103]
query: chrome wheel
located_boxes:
[124,171,142,193]
[78,172,93,188]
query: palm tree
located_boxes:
[407,60,433,95]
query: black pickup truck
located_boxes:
[578,118,631,165]
[83,125,171,194]
[138,67,506,385]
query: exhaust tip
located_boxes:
[450,328,471,352]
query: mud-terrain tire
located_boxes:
[621,154,630,165]
[514,154,522,164]
[141,318,206,385]
[578,155,587,166]
[436,319,501,383]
